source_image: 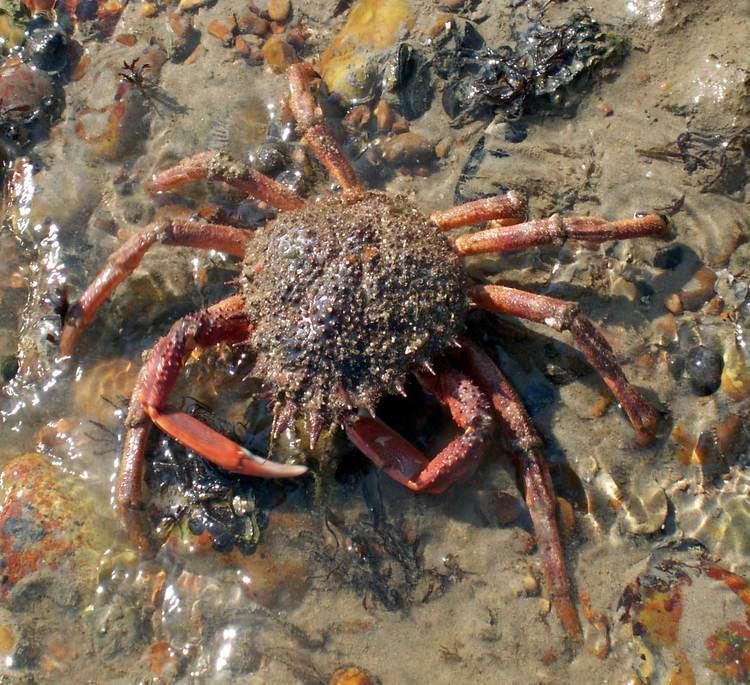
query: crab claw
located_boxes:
[148,408,308,478]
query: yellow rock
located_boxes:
[722,341,750,400]
[319,0,414,102]
[268,0,291,22]
[329,665,378,685]
[262,35,298,74]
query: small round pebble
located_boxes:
[268,0,291,22]
[685,345,723,395]
[329,666,378,685]
[252,140,289,175]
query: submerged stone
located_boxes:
[0,453,108,602]
[319,0,414,103]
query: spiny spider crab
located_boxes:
[60,62,666,642]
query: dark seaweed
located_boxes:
[146,399,282,554]
[637,127,750,196]
[305,474,466,611]
[434,12,628,126]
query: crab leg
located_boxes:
[454,213,667,256]
[287,63,363,195]
[148,151,304,211]
[430,192,528,231]
[118,295,306,547]
[472,285,660,445]
[345,368,493,494]
[60,220,253,355]
[458,340,582,643]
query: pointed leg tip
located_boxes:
[630,404,661,447]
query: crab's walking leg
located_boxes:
[430,192,528,231]
[118,295,307,547]
[148,151,304,211]
[287,63,363,195]
[345,368,493,494]
[459,340,583,643]
[60,221,253,355]
[454,213,667,256]
[473,285,660,445]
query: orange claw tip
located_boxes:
[148,408,308,479]
[235,448,308,478]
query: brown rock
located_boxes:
[434,136,453,158]
[678,266,717,310]
[428,13,455,38]
[343,104,371,131]
[236,11,269,35]
[261,35,298,73]
[391,116,409,134]
[268,0,291,22]
[208,16,237,45]
[373,99,394,131]
[234,35,251,55]
[382,131,435,167]
[286,25,307,49]
[663,292,683,314]
[115,33,138,46]
[493,490,523,525]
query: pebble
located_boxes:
[0,454,108,600]
[434,136,453,158]
[611,276,639,304]
[115,33,138,46]
[521,574,540,596]
[381,131,435,167]
[234,35,251,56]
[176,0,212,12]
[678,266,717,311]
[685,345,723,396]
[428,13,455,39]
[373,100,394,131]
[493,491,523,525]
[267,0,291,22]
[139,1,157,17]
[252,140,289,175]
[261,35,298,73]
[236,11,269,36]
[286,25,306,49]
[663,293,683,315]
[439,0,465,9]
[622,482,668,535]
[208,16,237,46]
[556,497,576,541]
[0,617,17,657]
[715,413,744,459]
[329,665,379,685]
[721,342,750,400]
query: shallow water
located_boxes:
[1,0,749,683]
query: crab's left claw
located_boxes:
[147,407,308,478]
[116,296,306,550]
